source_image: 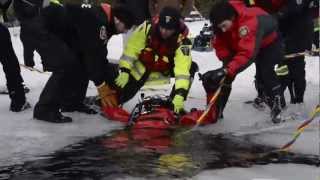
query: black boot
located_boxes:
[253,79,267,110]
[10,99,31,112]
[9,89,31,112]
[34,111,72,123]
[252,96,266,110]
[34,105,72,123]
[61,103,97,114]
[270,95,282,124]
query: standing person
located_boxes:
[14,0,135,123]
[280,0,314,115]
[242,0,287,110]
[149,0,194,17]
[0,23,31,112]
[113,7,198,114]
[248,0,315,115]
[201,0,284,123]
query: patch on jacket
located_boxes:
[99,26,107,40]
[181,46,190,56]
[239,26,249,38]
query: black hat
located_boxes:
[112,4,135,29]
[159,7,181,30]
[209,0,237,27]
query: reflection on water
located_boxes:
[1,128,319,180]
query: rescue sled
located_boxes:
[101,94,218,129]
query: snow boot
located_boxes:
[10,100,31,112]
[34,112,72,123]
[34,106,72,123]
[252,96,266,110]
[61,103,97,114]
[270,95,282,124]
[9,88,31,112]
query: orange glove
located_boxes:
[97,82,119,108]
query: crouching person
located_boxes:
[114,7,198,114]
[201,0,284,124]
[14,0,135,122]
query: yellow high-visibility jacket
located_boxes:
[314,17,320,32]
[119,21,192,96]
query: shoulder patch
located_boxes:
[239,26,249,38]
[99,26,107,40]
[180,45,190,56]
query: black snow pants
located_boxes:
[27,17,89,117]
[0,23,26,104]
[279,9,314,104]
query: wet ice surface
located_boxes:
[0,22,319,180]
[1,129,318,180]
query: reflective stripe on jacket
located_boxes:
[119,20,192,91]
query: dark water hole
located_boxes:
[0,128,318,180]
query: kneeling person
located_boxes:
[14,0,135,122]
[115,7,198,114]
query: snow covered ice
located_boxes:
[0,22,319,180]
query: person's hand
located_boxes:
[97,82,118,108]
[172,95,184,114]
[115,72,129,88]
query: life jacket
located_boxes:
[139,18,188,72]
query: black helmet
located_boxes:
[159,7,181,30]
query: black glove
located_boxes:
[201,68,227,92]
